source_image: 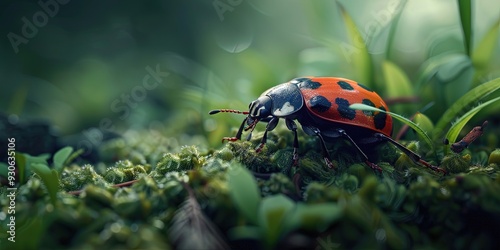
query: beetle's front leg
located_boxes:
[222,117,247,142]
[255,117,279,153]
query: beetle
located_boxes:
[210,77,445,174]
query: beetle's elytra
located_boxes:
[210,77,445,174]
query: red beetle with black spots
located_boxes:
[210,77,445,173]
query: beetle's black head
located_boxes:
[208,80,304,141]
[245,96,273,132]
[248,96,272,120]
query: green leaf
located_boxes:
[444,96,500,154]
[337,2,372,85]
[413,112,435,135]
[434,77,500,139]
[258,194,295,248]
[382,60,413,98]
[415,53,465,90]
[472,17,500,69]
[227,165,261,224]
[457,0,472,56]
[30,163,60,205]
[284,202,342,233]
[53,146,74,173]
[15,153,50,184]
[349,103,434,150]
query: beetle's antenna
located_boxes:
[209,109,249,115]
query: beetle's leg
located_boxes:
[309,127,335,169]
[285,119,300,166]
[222,117,247,142]
[255,117,279,153]
[286,119,303,195]
[374,133,446,174]
[336,129,382,172]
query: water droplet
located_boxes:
[130,223,139,232]
[215,20,253,53]
[46,204,54,212]
[204,119,217,132]
[153,219,165,229]
[110,222,122,233]
[375,228,386,242]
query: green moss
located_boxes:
[81,185,114,208]
[213,144,234,161]
[155,146,202,174]
[441,153,471,173]
[104,160,149,184]
[60,164,110,191]
[4,127,500,249]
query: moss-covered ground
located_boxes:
[1,126,500,249]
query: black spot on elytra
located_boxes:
[335,97,356,120]
[337,81,354,90]
[309,95,331,113]
[357,82,373,92]
[374,106,387,129]
[361,99,375,116]
[297,79,322,89]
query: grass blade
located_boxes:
[472,17,500,69]
[433,77,500,139]
[457,0,472,56]
[385,0,408,60]
[337,2,372,85]
[349,103,434,150]
[444,96,500,154]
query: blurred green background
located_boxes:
[1,0,499,149]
